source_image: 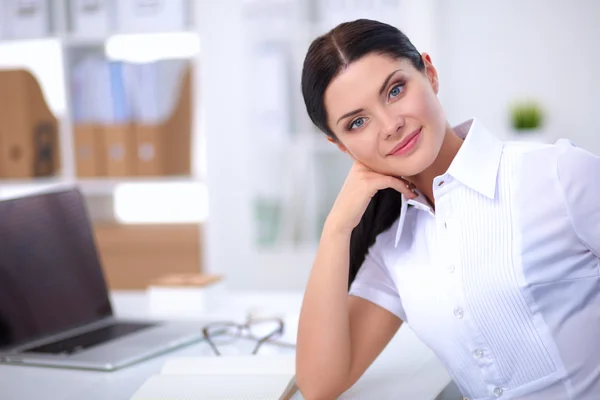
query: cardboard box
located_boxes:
[132,65,192,176]
[93,223,202,290]
[161,64,192,175]
[70,0,114,38]
[102,124,135,177]
[133,124,164,176]
[74,123,106,177]
[2,0,51,39]
[0,69,60,178]
[115,0,188,33]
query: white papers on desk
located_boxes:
[130,326,452,400]
[131,375,294,400]
[130,355,296,400]
[161,354,295,375]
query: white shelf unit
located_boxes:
[0,0,209,276]
[0,0,203,193]
[0,0,431,290]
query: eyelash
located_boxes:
[346,81,406,131]
[388,81,405,101]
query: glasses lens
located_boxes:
[247,319,283,340]
[205,323,239,345]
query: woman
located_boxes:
[296,19,600,400]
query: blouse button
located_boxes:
[448,264,455,273]
[473,349,484,359]
[454,308,464,319]
[493,387,504,397]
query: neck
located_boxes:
[407,123,463,207]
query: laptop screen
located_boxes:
[0,188,113,349]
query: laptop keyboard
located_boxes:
[23,322,157,355]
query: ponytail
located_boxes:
[348,188,403,289]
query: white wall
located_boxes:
[196,0,257,289]
[434,0,600,154]
[195,1,600,291]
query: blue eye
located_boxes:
[349,117,366,130]
[388,83,404,100]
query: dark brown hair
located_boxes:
[301,19,424,288]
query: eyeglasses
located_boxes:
[202,317,300,399]
[202,317,296,356]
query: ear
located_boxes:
[327,136,350,154]
[421,52,439,94]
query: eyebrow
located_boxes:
[336,108,364,125]
[379,68,403,96]
[335,68,404,126]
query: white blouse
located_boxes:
[349,119,600,400]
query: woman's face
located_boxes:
[324,53,446,178]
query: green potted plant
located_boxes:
[509,100,546,138]
[508,100,547,142]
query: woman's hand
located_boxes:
[325,161,417,235]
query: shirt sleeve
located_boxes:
[348,238,406,321]
[556,139,600,257]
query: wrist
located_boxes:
[322,218,354,240]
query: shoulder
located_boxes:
[493,139,594,217]
[553,138,600,210]
[554,138,600,181]
[499,138,599,217]
[497,139,554,180]
[500,138,599,175]
[504,138,599,178]
[553,139,600,255]
[501,138,555,158]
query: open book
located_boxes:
[130,355,298,400]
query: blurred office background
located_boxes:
[0,0,597,292]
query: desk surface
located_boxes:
[0,290,455,400]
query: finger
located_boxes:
[405,181,417,192]
[398,177,418,194]
[396,176,414,187]
[378,175,417,198]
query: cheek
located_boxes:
[338,127,381,163]
[346,134,379,161]
[406,86,442,123]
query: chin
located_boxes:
[392,150,436,178]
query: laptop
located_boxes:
[0,187,207,371]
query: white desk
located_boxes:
[0,290,458,400]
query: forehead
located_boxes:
[324,54,409,121]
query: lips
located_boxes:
[388,127,422,156]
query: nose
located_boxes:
[380,110,405,140]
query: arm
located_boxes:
[296,227,402,400]
[295,162,413,400]
[557,140,600,256]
